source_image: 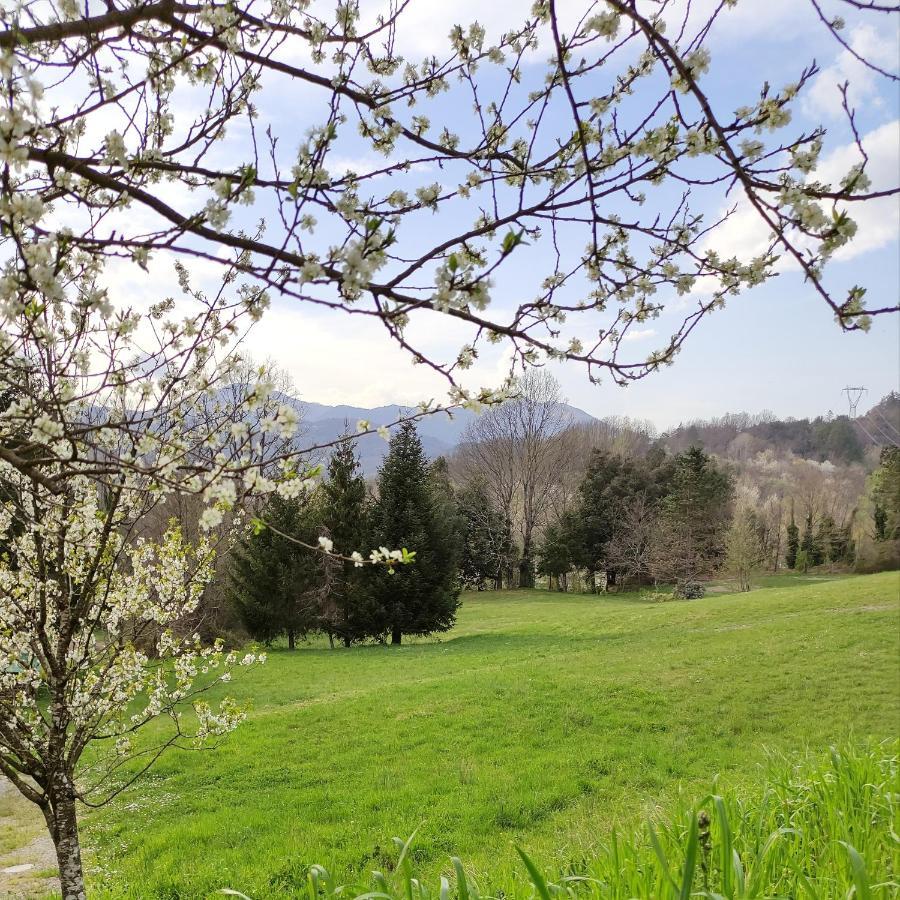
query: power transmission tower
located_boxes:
[843,386,868,418]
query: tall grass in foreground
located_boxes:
[222,741,898,899]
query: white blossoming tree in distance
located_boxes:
[0,0,897,896]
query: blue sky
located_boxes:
[105,0,899,428]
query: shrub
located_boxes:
[676,580,706,599]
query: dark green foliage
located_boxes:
[229,494,324,648]
[369,425,461,644]
[565,449,673,587]
[457,475,513,589]
[871,446,900,541]
[651,447,733,590]
[319,437,374,645]
[785,517,800,569]
[816,515,837,565]
[800,512,823,566]
[536,520,574,590]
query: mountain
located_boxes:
[292,399,597,474]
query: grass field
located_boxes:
[78,572,899,898]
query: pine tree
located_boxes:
[229,494,324,648]
[815,514,836,566]
[785,512,800,569]
[566,449,671,591]
[369,424,461,644]
[536,520,574,591]
[457,475,512,589]
[650,446,733,595]
[319,436,375,646]
[800,511,821,567]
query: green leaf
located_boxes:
[648,823,679,892]
[452,857,470,900]
[679,813,699,900]
[515,845,553,900]
[839,842,872,900]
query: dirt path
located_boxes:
[0,778,59,899]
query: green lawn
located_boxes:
[83,572,900,898]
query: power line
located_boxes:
[872,408,900,442]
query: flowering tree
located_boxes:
[0,0,897,896]
[0,473,264,899]
[0,0,896,419]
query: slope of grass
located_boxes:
[217,740,900,899]
[83,572,899,898]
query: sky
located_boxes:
[97,0,900,429]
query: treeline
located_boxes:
[662,392,900,465]
[448,373,896,596]
[206,374,899,648]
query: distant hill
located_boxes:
[287,398,597,474]
[270,391,899,474]
[660,392,899,466]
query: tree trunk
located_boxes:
[47,780,86,900]
[343,635,351,648]
[287,629,296,650]
[391,628,402,645]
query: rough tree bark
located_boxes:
[45,776,86,900]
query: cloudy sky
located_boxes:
[106,0,899,428]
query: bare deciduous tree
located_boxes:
[458,370,573,586]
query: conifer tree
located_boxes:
[229,494,323,648]
[457,475,513,590]
[800,512,820,567]
[785,511,800,569]
[649,447,733,595]
[319,437,374,646]
[815,515,837,566]
[370,424,461,645]
[537,521,575,591]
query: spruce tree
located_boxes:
[800,511,820,567]
[319,436,375,645]
[457,475,512,589]
[537,520,574,591]
[785,512,800,569]
[370,424,461,645]
[229,494,324,648]
[650,446,733,595]
[815,515,836,566]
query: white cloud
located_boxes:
[240,303,513,407]
[804,24,899,119]
[622,327,657,342]
[699,119,899,270]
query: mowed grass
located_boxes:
[83,572,900,898]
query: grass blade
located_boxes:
[679,813,699,900]
[839,842,872,900]
[515,845,553,900]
